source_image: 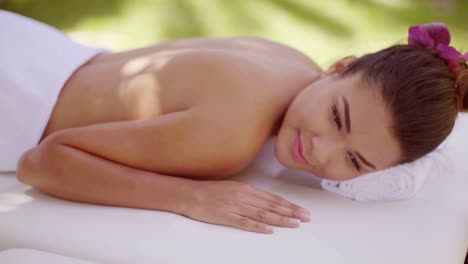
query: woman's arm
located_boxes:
[16,109,311,233]
[33,107,255,180]
[17,106,246,208]
[17,135,195,214]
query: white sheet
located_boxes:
[0,10,106,171]
[0,249,94,264]
[0,114,467,264]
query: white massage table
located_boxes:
[1,114,467,264]
[0,249,94,264]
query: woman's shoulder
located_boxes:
[227,36,321,71]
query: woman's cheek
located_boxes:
[321,164,349,181]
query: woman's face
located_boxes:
[275,66,403,181]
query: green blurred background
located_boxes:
[1,0,467,68]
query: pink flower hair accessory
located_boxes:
[408,22,467,73]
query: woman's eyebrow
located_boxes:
[342,96,351,134]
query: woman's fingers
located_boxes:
[237,203,302,228]
[248,186,306,210]
[185,180,310,234]
[240,195,311,222]
[225,200,304,234]
[226,213,274,234]
[244,186,311,222]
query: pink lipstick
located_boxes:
[292,131,309,165]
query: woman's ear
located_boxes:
[323,55,358,76]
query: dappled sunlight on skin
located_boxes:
[119,54,176,120]
[123,73,161,120]
[121,56,154,76]
[120,51,178,77]
[0,192,33,212]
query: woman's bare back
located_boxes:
[40,36,321,177]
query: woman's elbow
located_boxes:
[16,147,37,185]
[16,136,59,186]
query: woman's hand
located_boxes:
[182,180,311,234]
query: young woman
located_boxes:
[6,10,467,234]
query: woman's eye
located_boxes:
[331,105,342,130]
[348,152,361,171]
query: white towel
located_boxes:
[0,10,108,172]
[320,143,449,201]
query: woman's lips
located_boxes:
[292,131,310,165]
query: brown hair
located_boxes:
[341,45,468,164]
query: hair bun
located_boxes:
[455,66,468,112]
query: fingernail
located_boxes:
[288,218,301,226]
[265,225,274,232]
[300,208,311,215]
[299,212,311,221]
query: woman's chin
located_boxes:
[273,138,291,168]
[273,140,284,163]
